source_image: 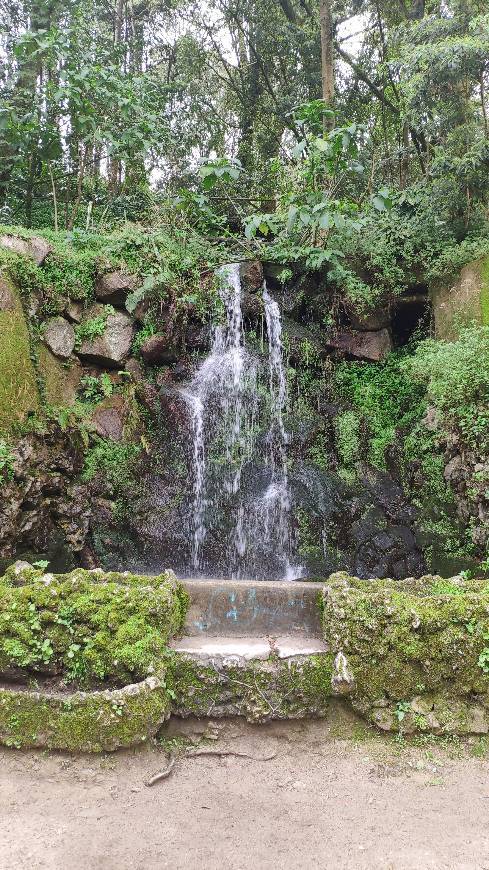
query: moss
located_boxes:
[38,347,82,407]
[0,567,189,686]
[0,676,170,752]
[480,256,489,327]
[169,652,333,723]
[322,573,489,734]
[0,276,40,433]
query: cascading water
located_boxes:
[180,263,302,580]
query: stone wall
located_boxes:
[431,256,489,340]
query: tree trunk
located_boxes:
[319,0,334,130]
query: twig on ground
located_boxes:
[145,748,277,786]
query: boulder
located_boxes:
[125,357,145,383]
[348,305,391,332]
[326,328,392,361]
[239,260,263,292]
[64,301,84,323]
[95,271,139,306]
[78,309,135,368]
[38,347,82,406]
[0,234,51,266]
[140,334,179,365]
[91,395,126,441]
[431,256,489,340]
[43,316,75,359]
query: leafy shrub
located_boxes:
[335,350,425,468]
[74,305,114,349]
[406,326,489,449]
[0,438,15,483]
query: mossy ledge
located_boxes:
[0,675,170,752]
[169,653,332,723]
[322,572,489,735]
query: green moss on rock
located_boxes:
[0,566,189,686]
[170,652,332,723]
[0,275,39,433]
[322,572,489,734]
[0,675,170,752]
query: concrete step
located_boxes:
[180,578,323,638]
[171,635,327,663]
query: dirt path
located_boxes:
[1,712,489,870]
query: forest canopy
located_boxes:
[0,1,487,305]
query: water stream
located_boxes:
[180,263,302,580]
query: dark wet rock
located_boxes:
[282,316,328,363]
[0,426,90,565]
[91,395,126,441]
[95,271,139,306]
[239,260,263,292]
[125,357,145,383]
[325,328,392,362]
[43,316,75,359]
[140,334,179,365]
[185,324,212,352]
[348,305,391,332]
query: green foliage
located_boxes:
[79,373,114,403]
[334,410,360,469]
[406,327,489,450]
[335,350,425,468]
[74,305,114,349]
[0,438,15,483]
[82,438,142,505]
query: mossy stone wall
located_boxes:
[431,256,489,340]
[0,275,39,433]
[322,572,489,734]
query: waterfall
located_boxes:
[180,263,302,580]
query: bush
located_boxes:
[406,326,489,449]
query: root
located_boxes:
[145,748,277,787]
[145,754,176,786]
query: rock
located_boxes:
[95,271,139,306]
[331,651,355,695]
[241,292,263,320]
[185,324,212,351]
[431,256,489,340]
[38,347,82,406]
[326,328,392,362]
[64,301,84,323]
[282,316,328,364]
[43,316,75,359]
[91,395,126,441]
[239,260,263,292]
[348,305,391,332]
[125,357,145,383]
[140,334,179,365]
[0,277,16,311]
[78,309,135,368]
[372,708,396,731]
[0,234,52,266]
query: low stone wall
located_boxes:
[322,572,489,735]
[0,675,170,752]
[170,650,331,723]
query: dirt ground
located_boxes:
[1,709,489,870]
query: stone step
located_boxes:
[180,578,323,638]
[171,635,327,663]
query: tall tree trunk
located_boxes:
[108,0,125,194]
[319,0,334,130]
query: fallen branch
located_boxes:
[145,748,277,787]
